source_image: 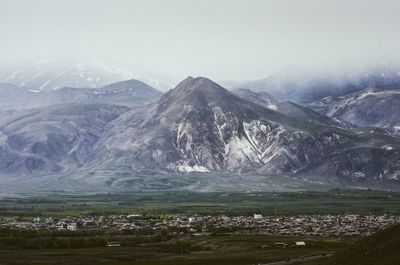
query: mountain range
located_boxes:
[0,73,399,192]
[230,65,400,103]
[0,60,400,192]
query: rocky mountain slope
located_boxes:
[232,88,346,127]
[91,77,348,175]
[84,77,400,190]
[0,76,399,191]
[232,88,279,110]
[0,104,128,176]
[294,128,400,189]
[321,88,400,134]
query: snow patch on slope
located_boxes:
[167,161,210,173]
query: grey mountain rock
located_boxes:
[232,88,279,110]
[0,104,128,176]
[323,88,400,134]
[295,129,400,189]
[92,77,353,176]
[232,88,346,127]
[0,76,399,191]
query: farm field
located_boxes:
[1,189,400,217]
[0,234,348,265]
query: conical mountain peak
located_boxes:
[168,76,232,98]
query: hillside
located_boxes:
[232,88,346,127]
[330,224,400,265]
[324,88,400,134]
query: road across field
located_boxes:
[259,253,333,265]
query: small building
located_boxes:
[127,214,141,218]
[254,214,263,220]
[67,223,77,231]
[295,241,306,246]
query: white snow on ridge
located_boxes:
[383,145,394,151]
[0,56,176,91]
[28,89,41,93]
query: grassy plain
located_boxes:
[1,189,399,217]
[0,234,348,265]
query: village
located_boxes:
[1,213,399,239]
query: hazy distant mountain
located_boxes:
[232,88,279,110]
[0,79,163,110]
[323,88,400,133]
[47,79,163,107]
[0,56,175,91]
[232,88,346,127]
[0,83,40,109]
[233,65,400,103]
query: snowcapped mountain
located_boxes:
[0,56,175,91]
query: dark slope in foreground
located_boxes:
[331,224,400,265]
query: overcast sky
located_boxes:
[1,0,400,81]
